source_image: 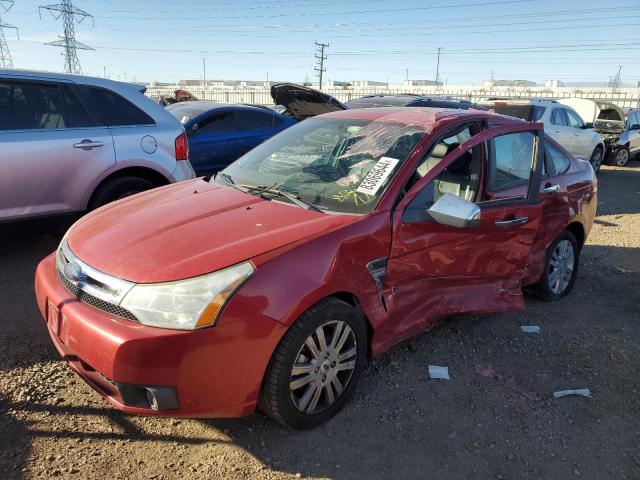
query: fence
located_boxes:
[145,86,640,110]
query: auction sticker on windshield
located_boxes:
[355,157,400,196]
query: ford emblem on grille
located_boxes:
[64,262,85,283]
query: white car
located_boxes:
[480,99,605,172]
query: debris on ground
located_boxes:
[553,389,592,398]
[428,365,450,380]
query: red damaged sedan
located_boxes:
[35,107,597,429]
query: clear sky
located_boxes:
[3,0,639,85]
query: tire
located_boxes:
[613,146,630,167]
[589,146,604,173]
[532,231,580,301]
[259,298,368,429]
[89,176,156,210]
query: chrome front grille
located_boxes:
[56,240,138,322]
[57,269,138,321]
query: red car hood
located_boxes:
[67,179,357,283]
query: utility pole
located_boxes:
[0,1,18,69]
[202,57,206,88]
[611,65,623,92]
[405,68,409,82]
[39,0,94,74]
[314,41,328,90]
[435,47,442,86]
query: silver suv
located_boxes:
[0,69,195,222]
[480,99,606,172]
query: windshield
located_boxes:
[214,117,426,214]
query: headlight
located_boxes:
[120,262,254,330]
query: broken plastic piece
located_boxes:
[521,325,541,333]
[429,365,450,380]
[553,388,591,398]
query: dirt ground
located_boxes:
[1,163,639,480]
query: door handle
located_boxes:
[73,139,104,150]
[495,216,529,227]
[555,129,561,133]
[541,183,560,193]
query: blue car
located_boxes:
[166,101,296,176]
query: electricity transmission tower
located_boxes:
[0,0,18,69]
[39,0,93,74]
[610,65,623,91]
[314,41,328,90]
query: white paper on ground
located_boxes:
[429,365,450,380]
[553,388,592,398]
[521,325,541,333]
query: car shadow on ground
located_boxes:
[597,164,640,216]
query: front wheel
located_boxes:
[613,146,630,167]
[589,146,604,173]
[532,231,580,301]
[259,298,367,429]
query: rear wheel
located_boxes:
[532,231,580,301]
[589,146,604,173]
[259,298,367,429]
[89,176,156,209]
[613,146,630,167]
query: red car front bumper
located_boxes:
[34,253,287,418]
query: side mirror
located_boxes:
[427,194,481,229]
[582,122,593,129]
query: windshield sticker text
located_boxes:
[355,157,399,196]
[332,189,373,206]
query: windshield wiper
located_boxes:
[218,174,321,212]
[250,185,322,213]
[217,172,252,194]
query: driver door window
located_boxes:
[565,109,584,128]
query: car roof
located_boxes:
[346,94,473,107]
[166,101,277,122]
[0,68,145,93]
[318,106,516,130]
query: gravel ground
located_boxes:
[1,163,639,480]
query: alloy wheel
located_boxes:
[591,148,603,171]
[615,149,629,167]
[289,320,357,415]
[548,239,575,295]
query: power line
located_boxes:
[314,41,328,90]
[39,0,94,74]
[0,0,18,69]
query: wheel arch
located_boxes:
[566,221,586,249]
[328,291,375,359]
[86,166,171,209]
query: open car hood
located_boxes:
[557,98,625,126]
[270,83,346,121]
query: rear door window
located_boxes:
[0,81,67,130]
[83,86,154,126]
[489,131,535,192]
[550,108,568,126]
[235,110,275,130]
[61,85,97,128]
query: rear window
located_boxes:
[491,105,545,122]
[83,86,154,126]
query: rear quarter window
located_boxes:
[546,143,571,174]
[83,86,154,127]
